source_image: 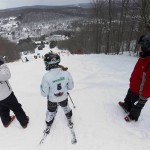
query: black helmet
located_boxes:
[138,35,150,52]
[44,52,60,70]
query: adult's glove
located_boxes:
[134,96,147,109]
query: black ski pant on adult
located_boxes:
[124,88,147,121]
[0,92,28,127]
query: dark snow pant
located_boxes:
[0,92,28,127]
[46,99,72,126]
[124,88,147,121]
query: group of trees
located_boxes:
[0,37,36,62]
[58,0,150,55]
[1,0,150,62]
[0,38,20,62]
[18,37,36,53]
[91,0,150,54]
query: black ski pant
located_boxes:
[124,88,147,121]
[0,92,28,127]
[46,99,72,126]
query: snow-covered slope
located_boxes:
[1,53,150,150]
[21,44,70,62]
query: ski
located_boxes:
[67,118,77,144]
[39,110,57,145]
[39,127,51,145]
[39,133,48,144]
[39,119,77,145]
[69,125,77,144]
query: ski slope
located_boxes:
[1,53,150,150]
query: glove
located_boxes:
[134,96,147,108]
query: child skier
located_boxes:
[40,52,74,134]
[0,58,29,128]
[119,35,150,122]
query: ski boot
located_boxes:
[67,118,73,128]
[4,115,15,128]
[22,116,29,129]
[44,125,51,135]
[118,101,129,113]
[124,115,134,122]
[124,114,137,122]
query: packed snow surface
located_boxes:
[1,53,150,150]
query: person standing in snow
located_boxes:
[40,52,74,134]
[0,58,29,128]
[119,35,150,122]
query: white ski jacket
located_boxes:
[40,68,74,103]
[0,64,12,100]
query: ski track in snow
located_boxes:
[1,54,150,150]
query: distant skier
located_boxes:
[0,58,29,128]
[25,57,29,62]
[119,35,150,122]
[40,52,74,134]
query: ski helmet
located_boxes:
[139,35,150,52]
[44,52,60,70]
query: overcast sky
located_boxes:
[0,0,91,9]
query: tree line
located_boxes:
[0,37,20,62]
[0,37,36,62]
[58,0,150,55]
[1,0,150,62]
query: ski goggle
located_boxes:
[44,59,60,66]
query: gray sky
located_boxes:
[0,0,91,9]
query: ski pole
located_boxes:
[67,92,76,109]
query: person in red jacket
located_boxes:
[119,35,150,122]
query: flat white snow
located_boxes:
[1,53,150,150]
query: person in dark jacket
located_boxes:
[119,35,150,122]
[0,58,29,128]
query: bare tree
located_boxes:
[0,38,20,62]
[134,0,150,53]
[92,0,108,53]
